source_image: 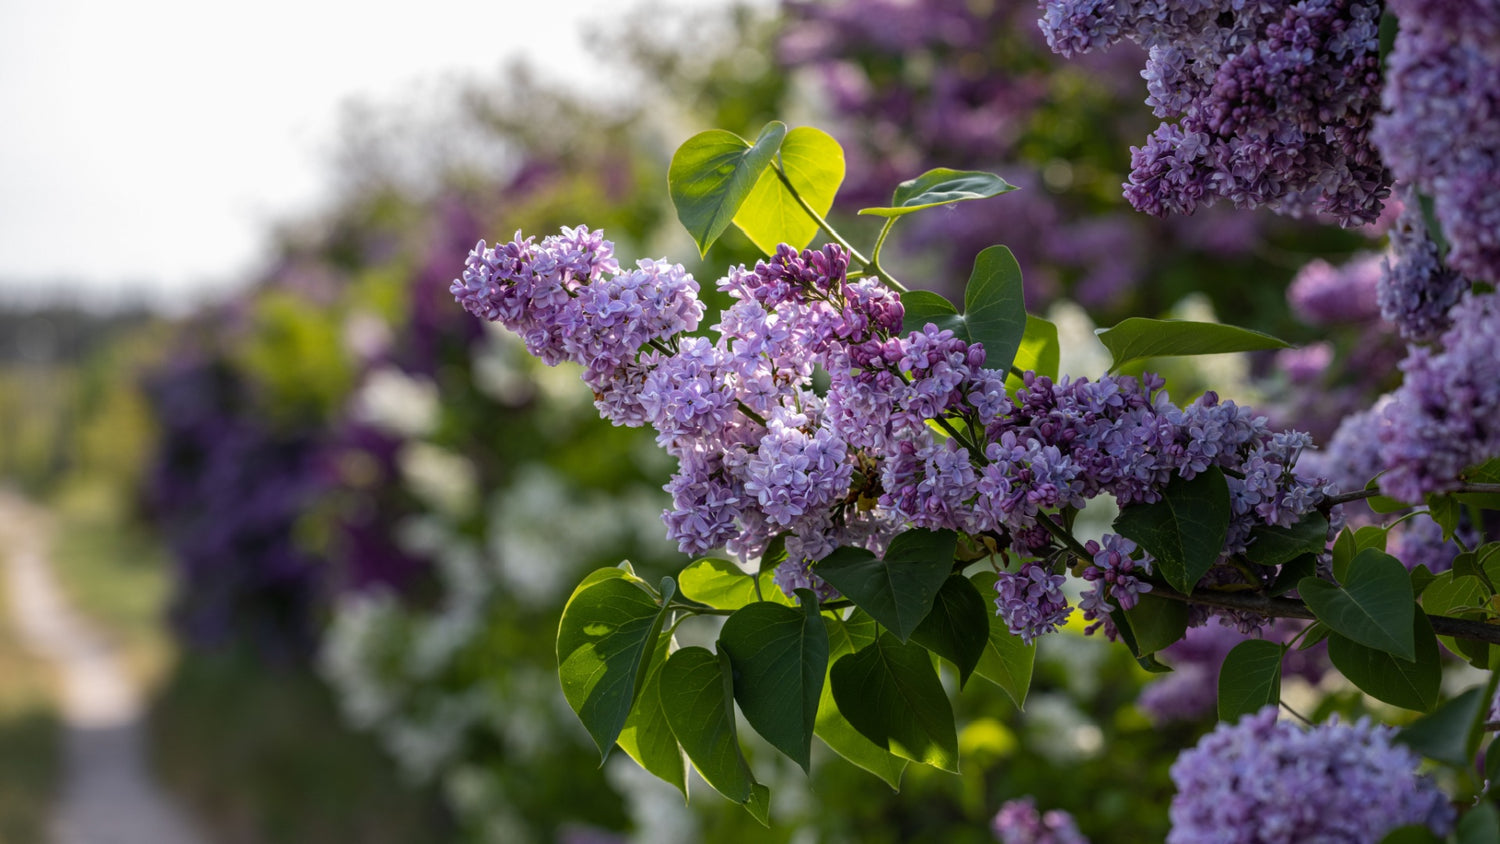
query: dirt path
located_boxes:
[0,493,207,844]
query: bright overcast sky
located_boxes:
[0,0,745,308]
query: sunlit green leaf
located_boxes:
[1096,318,1290,374]
[718,596,828,772]
[732,126,844,254]
[668,122,787,256]
[857,168,1017,218]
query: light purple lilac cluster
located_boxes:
[1038,0,1388,225]
[1287,254,1381,327]
[1377,196,1473,343]
[453,229,1338,637]
[1167,706,1454,843]
[991,797,1089,844]
[1373,0,1500,285]
[1376,293,1500,503]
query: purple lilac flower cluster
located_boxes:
[1377,196,1473,343]
[1039,0,1388,224]
[1376,293,1500,503]
[1167,706,1454,843]
[1287,254,1381,327]
[991,797,1089,844]
[454,229,1338,638]
[1373,0,1500,285]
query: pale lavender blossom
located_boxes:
[994,562,1073,644]
[1168,706,1454,843]
[992,797,1090,844]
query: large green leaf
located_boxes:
[678,557,792,610]
[1327,612,1441,712]
[1299,549,1415,660]
[668,121,787,256]
[1005,316,1059,391]
[1243,512,1330,567]
[1330,524,1389,583]
[718,596,829,772]
[910,575,990,687]
[617,634,686,795]
[895,246,1026,373]
[815,529,957,641]
[857,168,1017,218]
[1122,593,1189,656]
[557,575,674,759]
[969,572,1036,708]
[830,633,959,772]
[1217,639,1283,722]
[658,646,770,824]
[815,614,907,788]
[1457,802,1500,844]
[732,126,844,255]
[1396,686,1487,767]
[1096,318,1291,373]
[1113,468,1231,595]
[1378,826,1443,844]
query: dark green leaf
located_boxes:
[1113,467,1231,594]
[733,126,844,254]
[1378,825,1443,844]
[857,168,1017,218]
[969,572,1037,708]
[899,290,965,340]
[1096,318,1291,374]
[1300,549,1415,660]
[1426,496,1462,542]
[1217,640,1283,722]
[962,246,1028,373]
[679,557,791,610]
[1396,686,1486,767]
[1244,512,1330,567]
[557,575,673,759]
[815,614,908,788]
[658,646,767,816]
[1458,802,1500,844]
[1123,593,1190,656]
[1327,612,1441,712]
[668,122,787,257]
[617,634,686,795]
[831,633,959,771]
[897,246,1026,374]
[815,529,957,641]
[1270,554,1319,596]
[1330,524,1389,583]
[718,597,828,772]
[910,575,990,687]
[1410,565,1439,600]
[759,533,789,575]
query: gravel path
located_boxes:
[0,494,207,844]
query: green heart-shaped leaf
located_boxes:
[1217,639,1283,723]
[815,529,956,641]
[1300,548,1415,660]
[830,633,958,772]
[718,596,829,772]
[858,168,1017,218]
[1113,468,1231,595]
[669,121,787,256]
[732,126,844,255]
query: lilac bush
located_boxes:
[1168,706,1454,843]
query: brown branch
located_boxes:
[1149,585,1500,645]
[1325,482,1500,508]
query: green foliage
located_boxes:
[1005,315,1060,391]
[965,572,1037,709]
[815,529,958,642]
[857,168,1017,218]
[556,572,676,759]
[669,122,788,257]
[718,597,829,772]
[1095,318,1291,373]
[659,647,772,823]
[1217,640,1283,722]
[679,557,793,609]
[831,633,959,772]
[899,246,1028,374]
[1326,611,1441,712]
[1113,468,1230,594]
[817,613,909,788]
[1121,594,1189,658]
[733,126,845,255]
[910,576,991,687]
[1300,549,1415,661]
[1396,686,1487,768]
[1243,512,1330,567]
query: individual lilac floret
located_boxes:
[1288,254,1382,326]
[1167,706,1454,843]
[1378,293,1500,503]
[1373,0,1500,285]
[1377,198,1471,342]
[992,797,1090,844]
[994,562,1072,644]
